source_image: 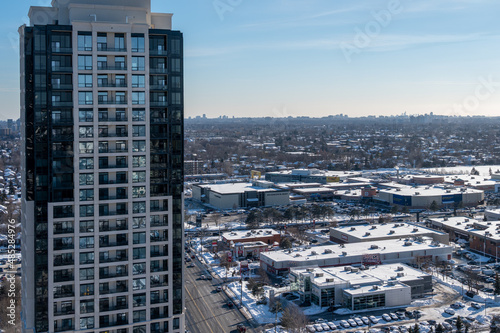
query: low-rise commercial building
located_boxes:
[330,222,449,244]
[222,228,281,246]
[265,169,361,184]
[375,185,484,208]
[260,239,452,275]
[289,264,431,310]
[192,181,290,209]
[231,241,269,259]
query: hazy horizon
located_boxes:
[1,0,499,120]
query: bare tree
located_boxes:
[280,303,309,333]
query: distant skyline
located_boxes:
[1,0,500,120]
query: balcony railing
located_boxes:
[54,291,75,298]
[99,179,128,185]
[150,85,168,90]
[99,304,128,312]
[99,132,128,138]
[99,256,128,263]
[99,210,128,217]
[54,274,74,283]
[150,101,168,107]
[100,224,128,232]
[54,309,75,316]
[150,68,168,74]
[99,286,128,295]
[100,196,128,201]
[98,82,128,88]
[99,241,128,248]
[98,164,128,169]
[52,101,73,107]
[98,65,127,71]
[100,271,128,279]
[51,47,72,53]
[51,66,73,72]
[52,84,73,90]
[98,99,128,105]
[151,251,167,258]
[97,46,127,52]
[54,259,75,266]
[54,228,75,235]
[55,325,75,332]
[99,148,128,154]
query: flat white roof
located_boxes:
[428,216,500,241]
[378,185,483,196]
[223,229,280,241]
[332,223,446,240]
[195,182,281,194]
[344,282,408,295]
[261,238,451,263]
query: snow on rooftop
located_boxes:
[332,222,446,240]
[222,228,279,241]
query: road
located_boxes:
[185,257,258,333]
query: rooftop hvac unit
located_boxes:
[389,230,395,234]
[306,268,314,272]
[404,241,412,246]
[315,273,324,277]
[396,188,401,191]
[365,232,371,236]
[246,232,252,236]
[373,285,378,290]
[387,281,396,286]
[344,266,351,271]
[444,217,448,221]
[488,222,492,225]
[415,192,420,195]
[413,228,419,232]
[342,251,347,256]
[324,249,333,254]
[353,285,361,289]
[446,190,451,193]
[351,267,359,273]
[397,272,404,277]
[391,276,397,280]
[371,245,379,249]
[371,225,377,229]
[456,222,461,225]
[295,253,302,257]
[350,227,356,231]
[311,251,318,255]
[326,278,334,282]
[397,266,404,271]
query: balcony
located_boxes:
[51,47,72,54]
[54,308,75,316]
[150,68,168,74]
[98,99,128,105]
[52,101,73,107]
[150,101,168,107]
[54,291,75,299]
[98,82,128,88]
[149,49,168,56]
[99,255,128,263]
[150,266,168,273]
[53,243,74,251]
[99,210,128,217]
[99,240,128,248]
[99,179,128,185]
[99,148,129,154]
[99,304,128,312]
[98,118,128,123]
[99,132,128,138]
[100,224,128,232]
[97,46,127,52]
[151,251,167,258]
[150,280,168,288]
[52,83,73,90]
[54,227,75,235]
[98,164,128,169]
[51,66,73,72]
[99,286,128,295]
[100,195,128,201]
[98,65,127,71]
[54,258,75,266]
[100,271,128,279]
[54,274,74,283]
[55,325,75,332]
[150,85,168,91]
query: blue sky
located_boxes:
[1,0,500,119]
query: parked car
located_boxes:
[313,324,323,332]
[442,322,453,331]
[428,320,437,326]
[451,302,465,309]
[216,286,222,292]
[348,318,357,327]
[396,311,406,320]
[471,302,482,309]
[361,317,370,325]
[340,320,350,328]
[444,308,455,315]
[390,313,398,320]
[354,317,364,326]
[399,326,408,333]
[306,324,316,332]
[320,323,330,331]
[382,314,392,322]
[327,322,337,330]
[227,301,234,308]
[369,316,379,324]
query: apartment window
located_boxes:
[78,74,93,88]
[150,200,160,211]
[78,55,92,70]
[97,56,108,70]
[80,220,94,233]
[133,247,146,260]
[79,174,94,186]
[133,217,146,229]
[133,202,146,214]
[171,76,181,89]
[132,109,146,121]
[79,109,93,122]
[79,205,94,217]
[97,33,107,51]
[132,75,145,88]
[116,75,126,87]
[97,74,108,87]
[115,33,125,50]
[79,189,94,201]
[171,58,181,72]
[79,126,93,138]
[133,232,146,245]
[80,252,95,265]
[132,126,145,137]
[80,300,94,314]
[131,57,145,71]
[133,156,146,168]
[98,109,108,121]
[115,56,126,69]
[131,34,145,52]
[79,236,95,249]
[79,142,94,154]
[116,92,126,103]
[79,268,95,281]
[80,284,94,296]
[98,92,108,103]
[78,92,93,105]
[80,317,94,330]
[133,141,146,152]
[172,92,181,105]
[132,186,146,199]
[78,33,92,51]
[132,92,145,105]
[132,171,146,183]
[133,278,146,290]
[171,39,181,54]
[133,294,146,307]
[133,310,146,323]
[79,157,94,170]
